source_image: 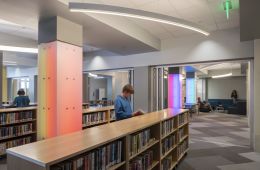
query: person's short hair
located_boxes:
[122,84,134,94]
[17,89,25,96]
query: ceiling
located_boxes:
[67,0,240,39]
[0,0,240,55]
[193,61,247,77]
[197,62,241,71]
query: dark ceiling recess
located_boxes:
[240,0,260,41]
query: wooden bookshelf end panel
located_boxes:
[8,153,46,170]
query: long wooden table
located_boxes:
[7,108,189,170]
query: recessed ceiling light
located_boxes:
[69,3,210,36]
[0,45,38,53]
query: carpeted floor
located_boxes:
[1,112,260,170]
[177,111,260,170]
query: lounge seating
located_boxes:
[227,100,247,115]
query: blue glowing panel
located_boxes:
[186,78,196,104]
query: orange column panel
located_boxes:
[38,41,82,139]
[56,41,82,135]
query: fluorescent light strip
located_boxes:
[0,45,38,53]
[69,3,210,36]
[212,73,232,79]
[3,61,17,64]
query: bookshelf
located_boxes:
[0,107,37,156]
[82,106,115,129]
[7,108,189,170]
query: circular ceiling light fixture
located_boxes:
[69,3,210,36]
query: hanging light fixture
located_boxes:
[69,3,210,36]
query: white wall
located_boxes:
[197,79,206,101]
[112,72,129,99]
[6,67,38,102]
[207,76,247,100]
[84,28,253,71]
[106,77,113,100]
[134,66,150,112]
[0,32,37,48]
[3,52,37,67]
[6,67,37,78]
[88,78,107,101]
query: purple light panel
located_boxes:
[168,74,182,108]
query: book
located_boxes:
[130,129,155,156]
[179,112,188,126]
[177,139,188,158]
[161,155,172,170]
[51,140,123,170]
[83,112,106,127]
[0,123,33,139]
[162,134,176,155]
[162,118,175,137]
[129,150,153,170]
[0,111,33,125]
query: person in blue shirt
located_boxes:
[114,84,142,120]
[12,89,30,107]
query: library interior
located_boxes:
[0,0,260,170]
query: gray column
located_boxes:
[28,75,35,102]
[254,39,260,152]
[82,73,89,103]
[248,60,254,149]
[0,51,2,107]
[133,66,151,112]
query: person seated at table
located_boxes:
[197,97,212,112]
[12,89,30,107]
[114,84,144,120]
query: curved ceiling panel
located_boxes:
[69,2,210,36]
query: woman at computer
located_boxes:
[12,89,30,107]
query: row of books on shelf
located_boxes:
[178,127,187,141]
[179,113,188,126]
[162,134,176,155]
[161,118,175,137]
[51,140,123,170]
[161,154,174,170]
[0,123,33,139]
[129,150,154,170]
[82,112,106,126]
[130,129,155,156]
[0,111,33,125]
[0,136,31,155]
[177,139,188,158]
[110,110,116,121]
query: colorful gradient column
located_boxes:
[38,41,82,139]
[168,67,182,108]
[38,16,83,139]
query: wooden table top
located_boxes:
[83,105,114,113]
[7,108,187,167]
[0,106,37,113]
